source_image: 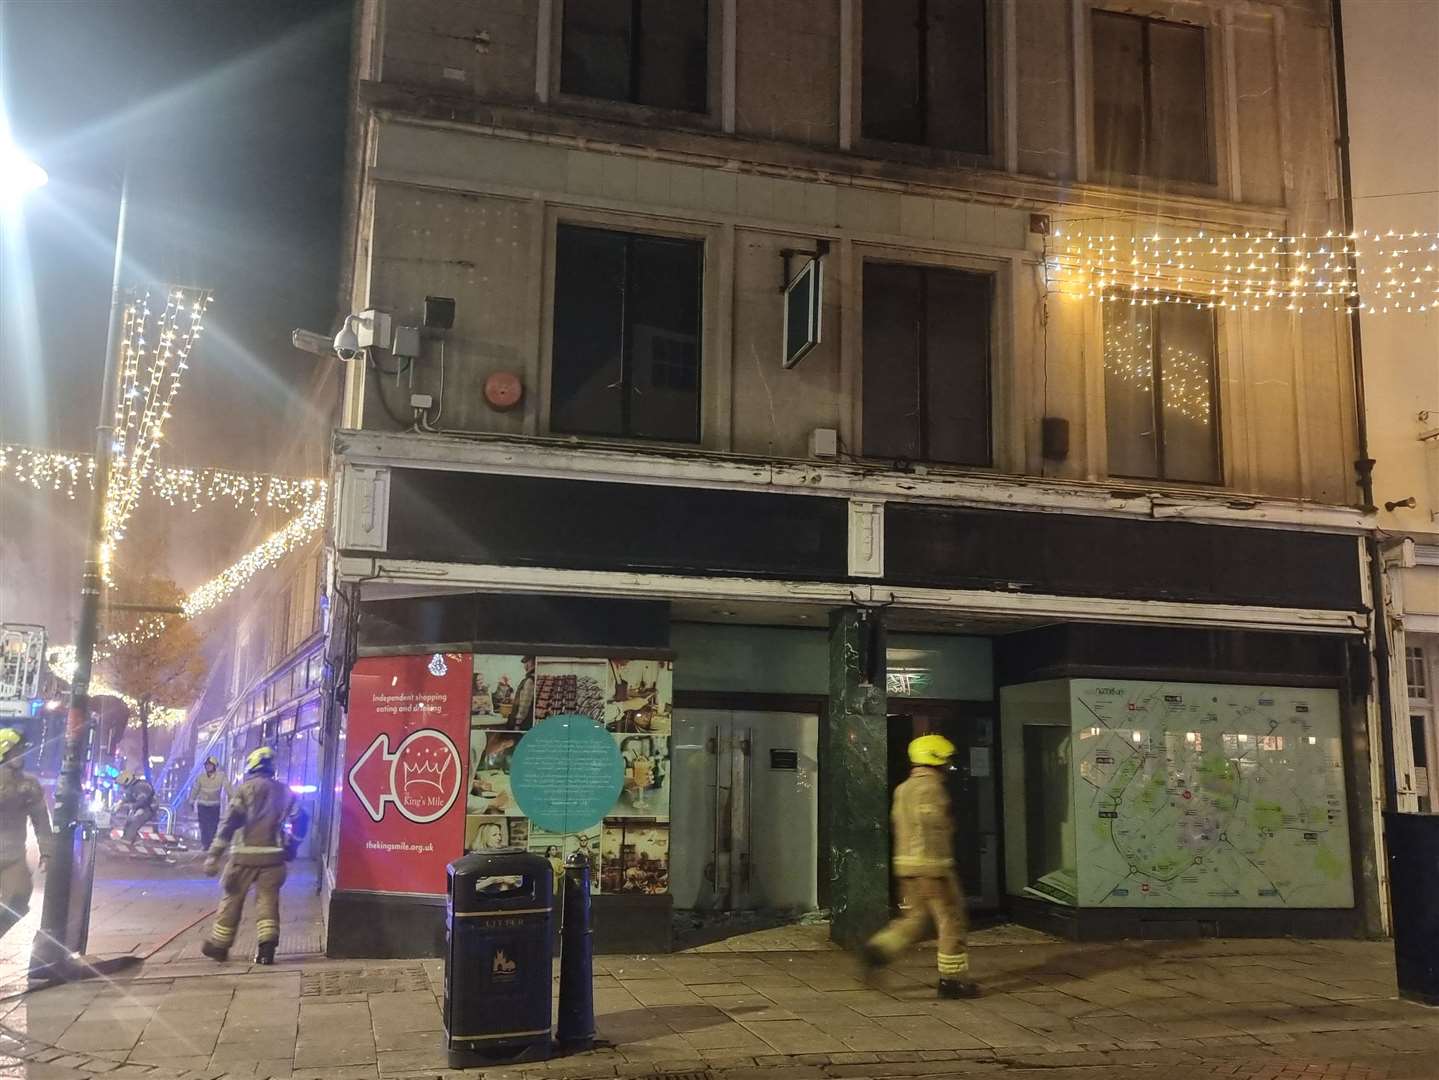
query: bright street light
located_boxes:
[0,142,48,202]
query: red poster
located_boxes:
[338,652,472,895]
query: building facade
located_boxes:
[1341,0,1439,818]
[326,0,1387,956]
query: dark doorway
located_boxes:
[886,701,1000,914]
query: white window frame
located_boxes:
[1407,638,1439,812]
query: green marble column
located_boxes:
[826,607,890,949]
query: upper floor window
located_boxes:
[551,223,703,443]
[1091,10,1212,184]
[1104,300,1220,484]
[561,0,709,114]
[862,262,992,467]
[862,0,988,155]
[1409,646,1429,701]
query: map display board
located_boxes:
[1072,679,1353,909]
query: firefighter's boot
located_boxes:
[938,977,981,999]
[201,941,229,963]
[255,941,276,965]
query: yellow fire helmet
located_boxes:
[204,755,219,767]
[0,728,23,761]
[909,733,957,767]
[245,746,276,775]
[117,770,136,787]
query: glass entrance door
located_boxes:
[671,709,819,913]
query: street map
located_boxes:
[1071,679,1354,908]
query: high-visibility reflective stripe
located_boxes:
[454,906,551,918]
[211,925,236,942]
[937,952,969,974]
[232,845,283,854]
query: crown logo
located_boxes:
[428,653,448,677]
[401,753,451,792]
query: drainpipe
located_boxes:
[1332,0,1397,820]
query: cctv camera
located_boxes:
[333,316,362,361]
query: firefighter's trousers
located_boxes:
[867,871,970,980]
[0,858,34,939]
[209,861,286,951]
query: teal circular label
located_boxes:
[510,714,624,833]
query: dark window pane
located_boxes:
[552,225,703,443]
[1092,11,1144,177]
[924,267,991,466]
[552,225,627,437]
[863,263,924,460]
[862,0,924,144]
[627,234,703,442]
[864,263,992,465]
[561,0,633,102]
[635,0,708,112]
[1155,304,1219,483]
[1148,20,1210,182]
[1412,715,1429,769]
[926,0,988,154]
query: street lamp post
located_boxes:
[26,163,131,975]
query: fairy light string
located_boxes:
[0,444,324,515]
[1046,225,1439,314]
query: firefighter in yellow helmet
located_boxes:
[0,728,53,939]
[202,746,295,964]
[861,734,979,998]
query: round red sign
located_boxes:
[391,729,462,824]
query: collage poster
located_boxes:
[464,654,673,895]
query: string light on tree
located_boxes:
[181,493,327,619]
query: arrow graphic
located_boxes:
[347,728,461,825]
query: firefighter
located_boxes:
[202,746,294,964]
[192,756,230,850]
[0,728,52,939]
[861,734,980,999]
[116,770,156,844]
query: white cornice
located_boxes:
[333,428,1374,535]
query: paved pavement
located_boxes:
[0,854,1435,1079]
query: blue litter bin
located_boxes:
[443,849,554,1066]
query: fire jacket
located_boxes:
[0,767,53,866]
[211,774,295,868]
[890,766,955,878]
[193,770,231,807]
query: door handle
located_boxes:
[704,861,715,883]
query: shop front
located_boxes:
[325,433,1382,956]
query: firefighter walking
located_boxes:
[861,734,980,999]
[0,729,52,939]
[192,756,230,850]
[202,746,294,964]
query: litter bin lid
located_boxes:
[448,849,552,913]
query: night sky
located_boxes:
[0,0,351,638]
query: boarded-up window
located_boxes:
[561,0,708,113]
[1104,301,1220,483]
[1092,10,1212,183]
[861,0,988,155]
[552,225,703,443]
[862,263,992,466]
